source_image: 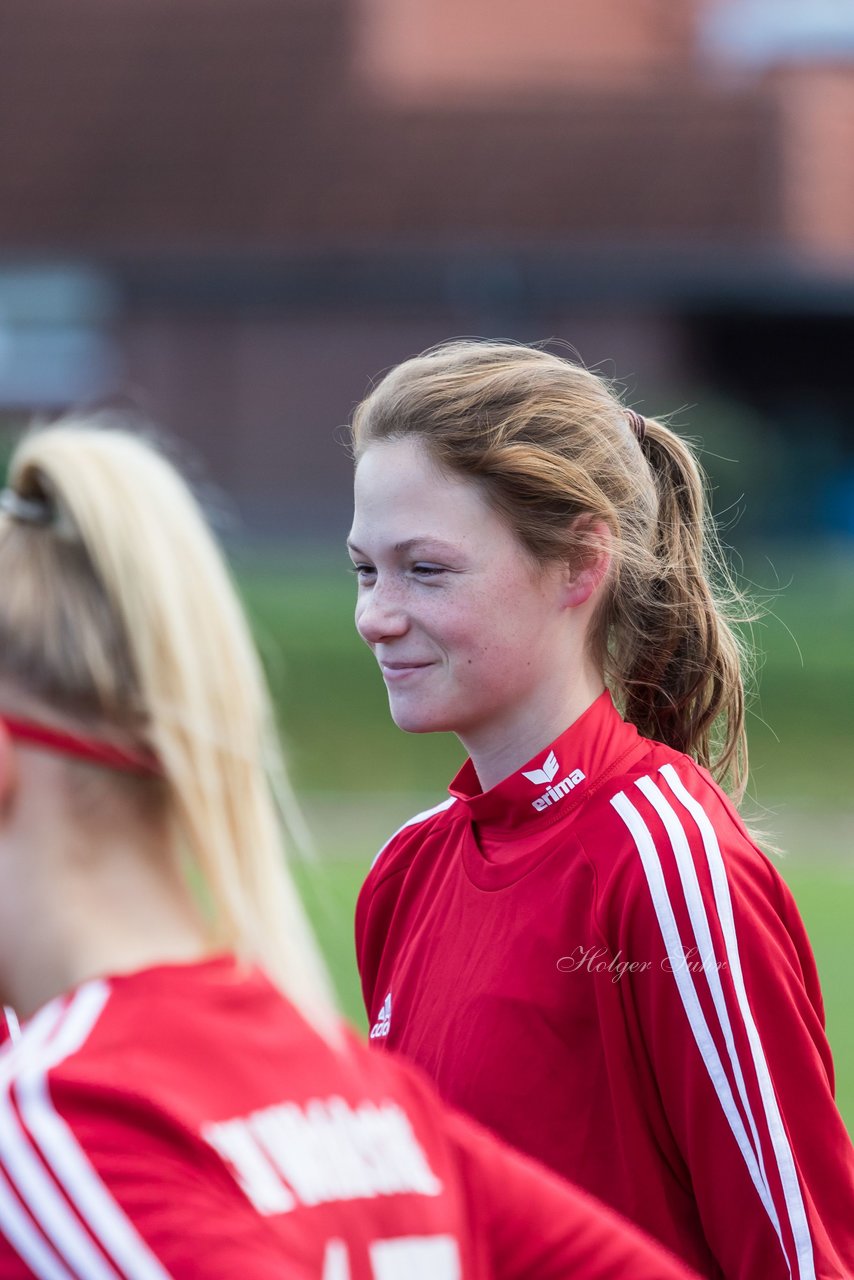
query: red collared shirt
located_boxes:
[356,690,854,1280]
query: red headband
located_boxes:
[0,715,161,777]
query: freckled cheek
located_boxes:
[430,595,520,672]
[468,621,537,684]
[451,636,514,683]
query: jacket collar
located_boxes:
[448,689,644,838]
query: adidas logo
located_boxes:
[522,751,586,812]
[370,992,392,1040]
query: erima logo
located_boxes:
[522,752,586,811]
[522,750,560,786]
[370,992,392,1040]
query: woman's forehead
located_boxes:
[352,443,496,547]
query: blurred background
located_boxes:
[0,0,851,1121]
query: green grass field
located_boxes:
[238,543,854,1131]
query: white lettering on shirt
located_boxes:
[323,1236,461,1280]
[204,1096,442,1215]
[532,768,586,812]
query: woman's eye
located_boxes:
[412,564,445,578]
[350,563,376,580]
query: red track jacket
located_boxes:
[0,955,697,1279]
[357,690,854,1279]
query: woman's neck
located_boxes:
[460,671,606,794]
[1,825,210,1021]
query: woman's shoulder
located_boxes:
[8,958,310,1101]
[583,737,757,844]
[366,794,463,882]
[577,742,781,911]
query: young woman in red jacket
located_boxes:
[349,339,854,1280]
[0,420,697,1280]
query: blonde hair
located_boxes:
[351,340,751,801]
[0,420,337,1029]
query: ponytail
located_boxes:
[0,420,337,1031]
[608,417,749,800]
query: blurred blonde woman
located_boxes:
[0,422,698,1280]
[349,340,854,1280]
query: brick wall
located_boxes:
[772,66,854,261]
[356,0,698,100]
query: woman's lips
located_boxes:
[379,661,433,682]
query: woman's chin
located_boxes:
[388,700,454,736]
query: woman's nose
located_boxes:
[355,583,409,645]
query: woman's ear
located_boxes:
[563,518,612,608]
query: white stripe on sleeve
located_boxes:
[1,982,176,1280]
[12,981,174,1280]
[371,797,458,869]
[635,776,779,1214]
[0,1002,78,1280]
[0,1164,76,1280]
[658,763,816,1280]
[610,787,793,1277]
[2,1009,20,1045]
[0,986,122,1280]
